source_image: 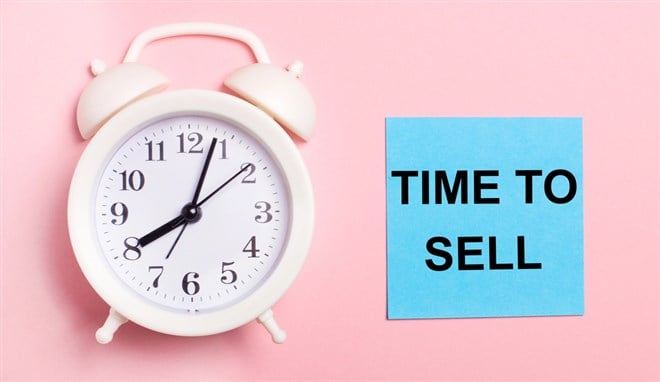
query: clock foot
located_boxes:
[257,309,286,344]
[95,307,128,344]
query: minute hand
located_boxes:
[191,137,217,205]
[138,138,217,248]
[197,165,251,207]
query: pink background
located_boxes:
[1,2,659,381]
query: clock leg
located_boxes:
[95,307,128,344]
[257,309,286,344]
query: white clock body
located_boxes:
[68,90,314,338]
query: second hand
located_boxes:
[196,164,251,207]
[165,222,188,259]
[159,164,250,258]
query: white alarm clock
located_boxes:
[68,23,315,344]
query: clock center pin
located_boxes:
[181,202,202,223]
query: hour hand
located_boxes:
[138,214,186,247]
[139,138,216,248]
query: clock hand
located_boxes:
[138,138,217,247]
[191,137,217,205]
[138,214,186,247]
[165,222,188,259]
[140,165,251,247]
[196,164,251,207]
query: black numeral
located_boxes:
[242,236,260,258]
[219,139,228,159]
[182,272,200,295]
[220,262,237,284]
[110,202,128,225]
[254,201,273,223]
[241,163,256,183]
[177,132,203,153]
[146,140,165,161]
[148,266,164,288]
[123,237,141,260]
[119,170,144,191]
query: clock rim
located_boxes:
[68,89,314,336]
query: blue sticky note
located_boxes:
[386,117,584,319]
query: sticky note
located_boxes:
[386,117,584,319]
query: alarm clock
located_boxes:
[68,23,315,344]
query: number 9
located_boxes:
[110,202,128,225]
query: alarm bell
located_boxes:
[75,23,316,141]
[76,62,168,140]
[225,61,315,141]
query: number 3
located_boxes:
[254,201,272,223]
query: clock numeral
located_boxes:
[221,262,237,284]
[254,201,273,223]
[119,170,145,191]
[177,132,203,153]
[242,236,260,258]
[218,138,228,159]
[148,266,164,288]
[241,162,256,183]
[110,202,128,225]
[182,272,200,295]
[122,237,142,261]
[146,140,165,161]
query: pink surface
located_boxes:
[1,2,658,381]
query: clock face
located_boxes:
[94,115,290,313]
